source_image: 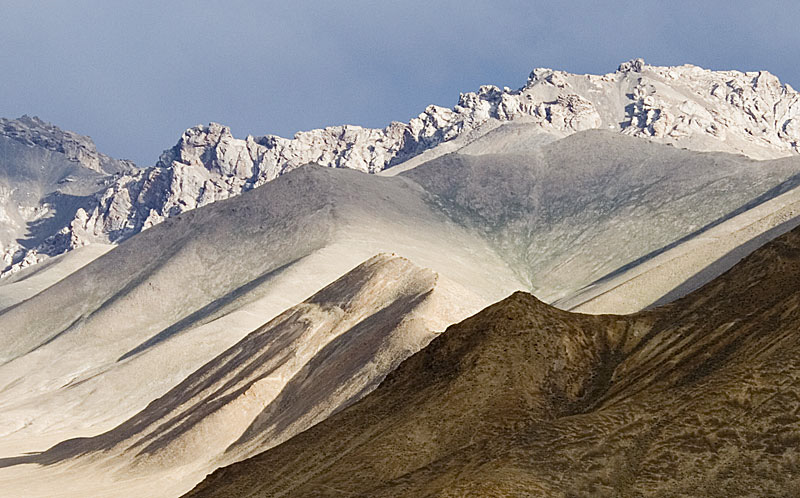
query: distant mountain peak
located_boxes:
[0,116,139,273]
[3,60,800,277]
[0,115,135,175]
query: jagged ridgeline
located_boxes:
[0,116,136,272]
[2,59,799,277]
[2,60,800,498]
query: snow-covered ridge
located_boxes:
[4,59,800,276]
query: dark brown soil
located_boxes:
[184,226,800,497]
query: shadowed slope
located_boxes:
[0,254,483,498]
[0,117,135,273]
[0,165,521,455]
[185,225,800,497]
[404,129,800,300]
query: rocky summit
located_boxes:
[3,59,800,277]
[0,116,136,274]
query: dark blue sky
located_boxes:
[3,0,799,165]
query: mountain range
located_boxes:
[2,59,800,497]
[3,58,799,278]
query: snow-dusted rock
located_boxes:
[4,59,800,276]
[0,116,136,276]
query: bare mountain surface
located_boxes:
[184,221,800,497]
[0,165,520,458]
[557,180,800,313]
[3,132,800,457]
[0,243,114,311]
[403,129,800,301]
[0,253,477,498]
[4,128,800,497]
[0,116,134,176]
[5,59,800,274]
[0,116,135,274]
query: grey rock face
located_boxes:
[0,116,137,274]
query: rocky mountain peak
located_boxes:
[0,115,135,175]
[4,60,800,277]
[617,57,647,73]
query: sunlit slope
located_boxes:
[558,179,800,313]
[0,165,523,452]
[186,216,800,497]
[0,244,114,311]
[0,254,478,498]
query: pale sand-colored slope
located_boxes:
[0,254,482,498]
[0,244,113,311]
[403,129,800,302]
[0,166,523,455]
[4,131,800,453]
[5,131,800,497]
[557,183,800,313]
[455,120,564,156]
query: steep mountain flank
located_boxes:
[186,225,800,497]
[0,116,135,273]
[0,254,475,497]
[403,130,800,300]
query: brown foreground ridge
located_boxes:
[185,226,800,497]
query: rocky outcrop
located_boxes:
[4,59,800,276]
[618,59,800,153]
[0,116,136,274]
